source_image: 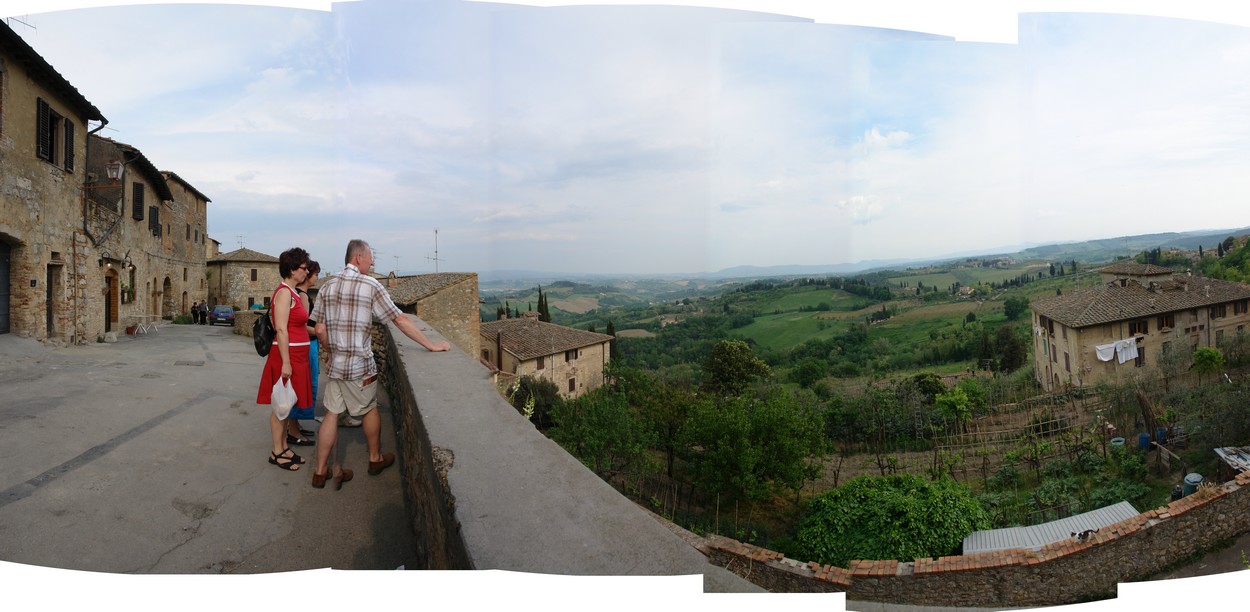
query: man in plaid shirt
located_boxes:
[309,239,450,489]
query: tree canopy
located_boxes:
[702,339,771,396]
[795,474,989,567]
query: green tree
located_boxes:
[795,474,990,567]
[1192,346,1225,384]
[702,339,771,397]
[509,375,561,429]
[605,320,620,360]
[790,357,828,389]
[682,389,825,505]
[550,387,656,479]
[1003,295,1029,320]
[935,387,971,433]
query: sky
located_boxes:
[6,1,1250,277]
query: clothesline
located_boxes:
[1094,338,1138,364]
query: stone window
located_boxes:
[568,378,575,393]
[36,97,74,171]
[537,355,545,370]
[1128,319,1148,335]
[250,269,257,282]
[132,183,145,220]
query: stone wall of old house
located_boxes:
[211,262,280,311]
[1,53,94,343]
[161,176,209,311]
[411,274,480,358]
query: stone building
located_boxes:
[206,247,280,310]
[1,21,212,342]
[1031,261,1250,389]
[1,22,103,341]
[480,311,613,399]
[384,272,481,358]
[160,170,211,312]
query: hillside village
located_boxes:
[11,14,1250,607]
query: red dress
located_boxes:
[256,283,312,408]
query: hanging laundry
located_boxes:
[1095,342,1117,362]
[1116,339,1139,364]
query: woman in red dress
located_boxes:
[257,247,313,470]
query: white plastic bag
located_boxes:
[271,378,296,420]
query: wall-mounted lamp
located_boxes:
[105,159,124,182]
[98,250,134,270]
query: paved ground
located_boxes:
[0,323,425,606]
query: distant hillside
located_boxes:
[1015,228,1250,262]
[477,226,1250,288]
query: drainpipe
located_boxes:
[80,119,110,245]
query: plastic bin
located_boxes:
[1183,473,1204,496]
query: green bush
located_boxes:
[795,474,990,567]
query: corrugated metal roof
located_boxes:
[962,501,1139,554]
[1216,447,1250,473]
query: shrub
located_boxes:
[795,474,990,567]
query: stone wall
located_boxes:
[704,473,1250,607]
[409,274,480,359]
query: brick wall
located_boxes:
[705,472,1250,606]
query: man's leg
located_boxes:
[315,414,338,476]
[362,406,382,463]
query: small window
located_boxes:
[1128,320,1148,336]
[1211,304,1228,319]
[537,356,545,370]
[183,268,188,282]
[132,183,145,221]
[1158,314,1174,331]
[568,378,576,393]
[263,297,271,308]
[186,224,191,240]
[481,349,490,361]
[251,269,258,282]
[1064,352,1070,372]
[565,349,577,362]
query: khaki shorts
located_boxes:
[323,374,379,418]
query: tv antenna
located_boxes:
[236,234,245,249]
[425,228,444,272]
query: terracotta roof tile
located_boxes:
[1033,275,1250,328]
[481,316,613,360]
[1097,261,1176,276]
[208,247,279,264]
[385,273,476,305]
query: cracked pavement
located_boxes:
[0,324,418,575]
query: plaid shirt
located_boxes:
[310,263,403,380]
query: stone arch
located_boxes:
[162,277,173,319]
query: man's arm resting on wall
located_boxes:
[392,314,452,352]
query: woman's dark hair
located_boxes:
[278,247,310,278]
[307,260,321,276]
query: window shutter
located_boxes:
[63,119,75,171]
[132,183,145,221]
[36,98,51,160]
[149,206,161,236]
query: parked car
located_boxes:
[208,305,235,326]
